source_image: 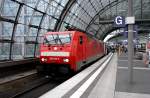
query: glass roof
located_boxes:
[60,0,150,39]
[0,0,150,60]
[0,0,69,60]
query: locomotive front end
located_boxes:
[40,33,72,65]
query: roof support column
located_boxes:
[127,0,134,84]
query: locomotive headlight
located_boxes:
[41,58,47,62]
[41,58,45,61]
[63,58,69,62]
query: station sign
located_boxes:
[114,16,125,27]
[125,17,135,24]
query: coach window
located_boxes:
[79,36,83,44]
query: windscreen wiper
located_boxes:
[51,34,57,44]
[56,34,63,45]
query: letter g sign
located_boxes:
[114,16,125,27]
[115,16,122,25]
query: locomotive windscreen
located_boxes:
[43,34,72,45]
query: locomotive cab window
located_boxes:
[79,36,83,44]
[43,34,72,45]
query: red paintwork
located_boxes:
[40,31,105,71]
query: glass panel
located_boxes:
[37,0,48,12]
[35,44,40,57]
[24,0,37,8]
[105,8,111,19]
[38,36,44,44]
[12,43,23,60]
[39,29,47,36]
[133,0,141,19]
[111,5,117,18]
[84,2,96,17]
[49,18,57,29]
[47,4,63,18]
[25,44,34,57]
[0,43,10,60]
[142,0,150,19]
[0,0,71,60]
[70,3,78,13]
[59,0,69,6]
[15,24,26,36]
[101,0,109,7]
[91,0,102,11]
[28,27,38,36]
[117,1,127,17]
[18,6,34,24]
[26,27,38,41]
[0,22,14,40]
[41,15,50,29]
[1,0,19,20]
[31,11,43,26]
[55,6,63,18]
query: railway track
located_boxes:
[0,70,70,98]
[0,54,108,98]
[9,77,51,98]
[0,70,37,85]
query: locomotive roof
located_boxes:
[44,31,101,41]
[46,31,75,34]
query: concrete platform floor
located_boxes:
[115,53,150,98]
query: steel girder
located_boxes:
[86,0,127,40]
[93,18,150,40]
[54,0,76,31]
[9,1,24,60]
[86,0,148,40]
[33,1,50,57]
[54,0,126,40]
[93,19,150,25]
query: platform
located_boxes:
[40,53,115,98]
[115,53,150,98]
[40,53,150,98]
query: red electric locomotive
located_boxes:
[39,30,106,74]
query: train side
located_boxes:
[72,31,105,71]
[39,31,105,73]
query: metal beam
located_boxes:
[0,16,16,23]
[9,3,23,60]
[93,19,150,24]
[102,25,150,41]
[107,28,149,40]
[89,0,98,13]
[54,0,76,31]
[0,39,14,43]
[33,2,50,57]
[86,0,120,31]
[101,27,120,40]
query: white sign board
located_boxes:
[125,17,135,24]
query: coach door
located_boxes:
[79,36,86,64]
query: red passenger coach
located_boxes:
[39,30,105,73]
